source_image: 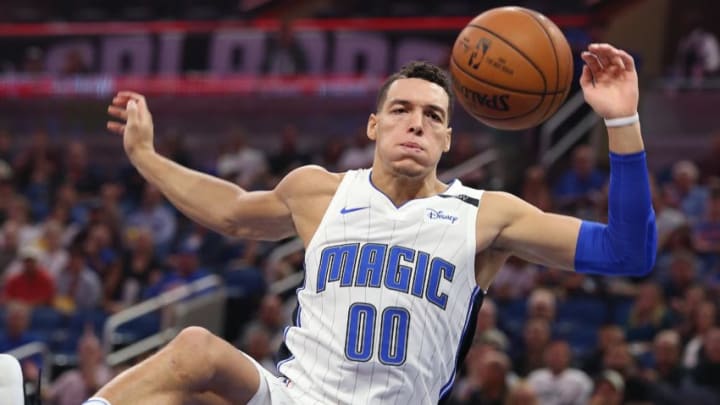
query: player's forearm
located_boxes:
[574,149,657,275]
[607,121,644,154]
[129,149,246,235]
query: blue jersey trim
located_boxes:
[438,286,485,403]
[275,271,306,374]
[368,170,457,210]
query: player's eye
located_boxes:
[391,108,406,114]
[426,111,441,122]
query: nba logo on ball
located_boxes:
[450,7,573,131]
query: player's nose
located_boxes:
[407,110,424,135]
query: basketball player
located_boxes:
[87,43,655,405]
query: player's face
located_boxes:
[367,78,451,178]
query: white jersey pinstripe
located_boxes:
[277,168,486,404]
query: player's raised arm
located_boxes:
[107,91,295,240]
[486,43,656,276]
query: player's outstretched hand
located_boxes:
[580,43,639,120]
[107,91,155,158]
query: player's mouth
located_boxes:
[399,142,423,151]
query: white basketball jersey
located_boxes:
[277,169,486,404]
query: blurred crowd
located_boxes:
[0,0,603,22]
[0,121,719,404]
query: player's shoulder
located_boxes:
[275,165,344,198]
[476,190,542,223]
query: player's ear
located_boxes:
[443,127,452,152]
[367,113,378,141]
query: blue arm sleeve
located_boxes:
[574,151,657,276]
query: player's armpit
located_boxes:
[480,191,581,270]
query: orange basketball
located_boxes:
[450,7,573,130]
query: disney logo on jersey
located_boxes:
[425,208,459,224]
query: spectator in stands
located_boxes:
[589,370,624,405]
[125,184,177,255]
[0,164,15,223]
[583,324,626,376]
[45,330,113,405]
[641,330,685,402]
[261,18,308,76]
[157,129,194,170]
[490,256,538,301]
[438,132,485,187]
[109,228,161,311]
[36,220,69,278]
[625,282,673,343]
[338,130,375,171]
[60,49,90,76]
[684,300,717,368]
[692,183,720,256]
[651,175,689,249]
[664,160,708,224]
[98,180,127,235]
[0,220,21,278]
[662,250,699,299]
[673,12,720,86]
[250,294,288,351]
[527,340,593,405]
[504,381,539,405]
[552,144,607,218]
[449,348,512,405]
[674,284,708,343]
[691,327,720,399]
[54,245,102,313]
[269,124,310,176]
[239,324,276,376]
[4,195,41,246]
[80,222,122,298]
[22,149,54,221]
[473,298,509,352]
[12,130,58,191]
[314,138,345,172]
[216,129,268,190]
[561,271,601,297]
[513,317,552,377]
[61,140,103,196]
[521,165,553,212]
[527,288,556,323]
[603,343,653,403]
[51,183,87,233]
[1,245,54,306]
[142,244,210,299]
[0,301,43,374]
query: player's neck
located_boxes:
[370,167,445,206]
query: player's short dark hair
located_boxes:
[376,61,454,122]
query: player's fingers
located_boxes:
[111,95,130,107]
[107,105,128,121]
[581,52,602,77]
[117,91,146,101]
[133,96,151,122]
[107,121,125,134]
[125,99,140,123]
[611,54,626,71]
[579,65,594,88]
[588,43,613,70]
[617,49,636,72]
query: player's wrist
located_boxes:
[604,112,639,128]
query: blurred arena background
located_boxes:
[1,0,719,404]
